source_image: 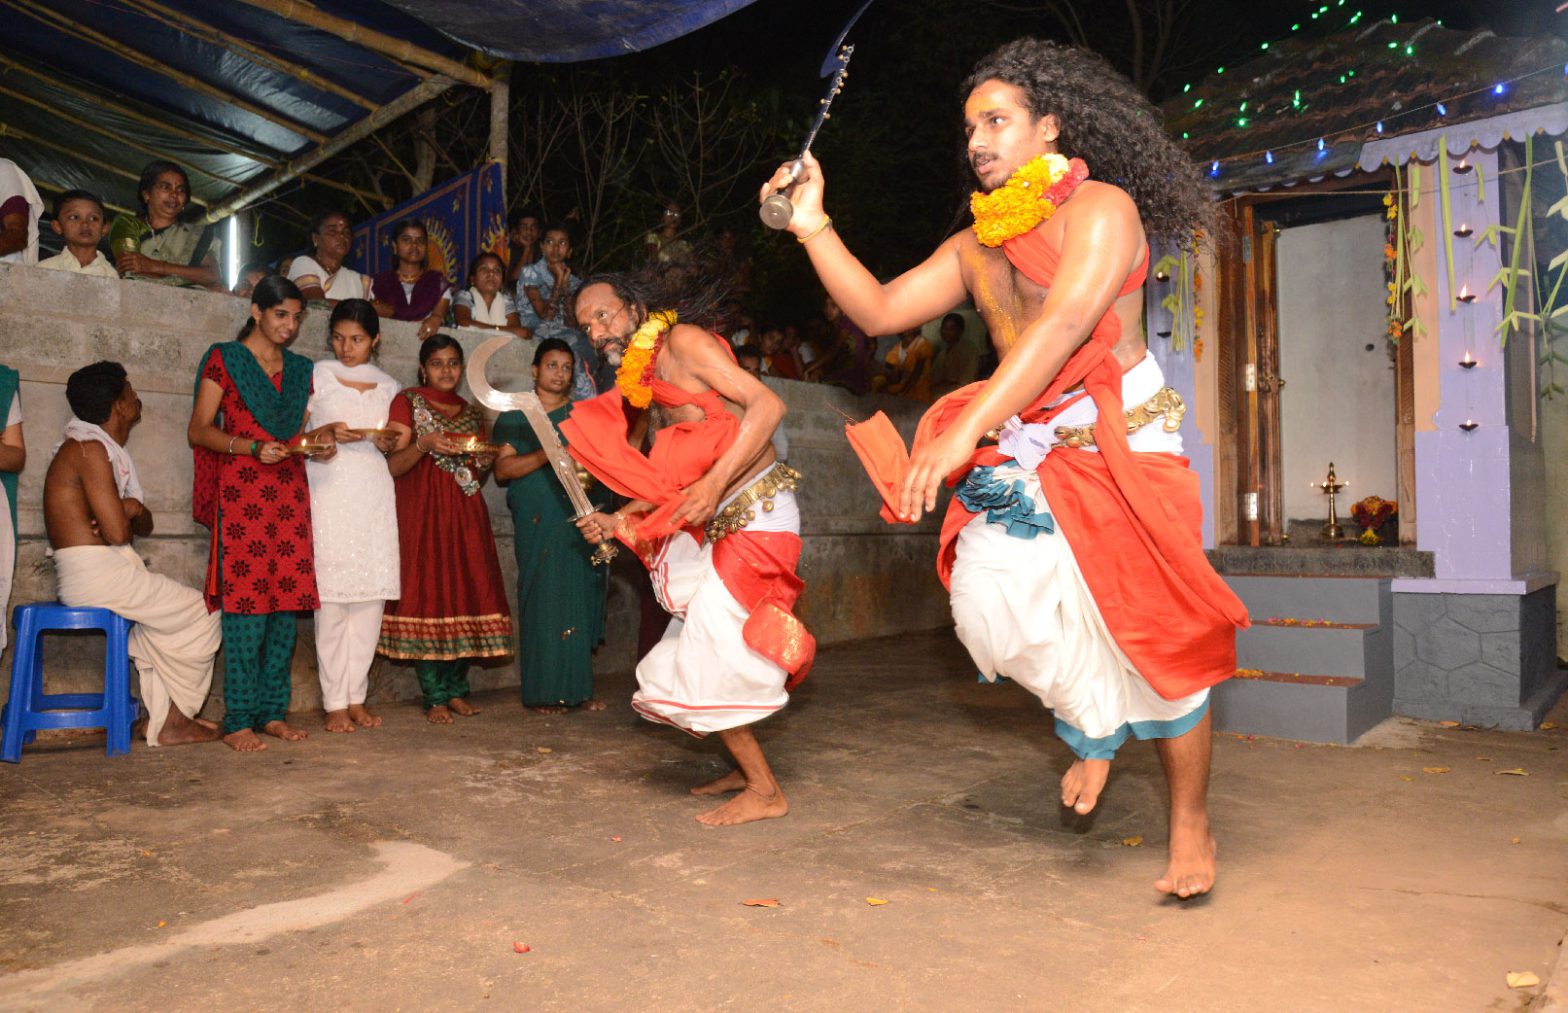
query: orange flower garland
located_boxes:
[615,309,677,409]
[970,154,1090,247]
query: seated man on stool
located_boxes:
[43,361,222,745]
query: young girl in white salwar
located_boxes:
[305,300,401,732]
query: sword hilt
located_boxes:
[591,540,619,566]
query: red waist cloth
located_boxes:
[561,386,814,686]
[845,230,1247,700]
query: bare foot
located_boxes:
[157,709,222,746]
[1156,814,1217,899]
[581,698,608,712]
[194,717,220,731]
[690,769,746,796]
[696,784,789,826]
[448,697,481,717]
[261,720,309,742]
[426,705,454,725]
[1061,757,1111,815]
[223,729,268,752]
[348,704,382,728]
[324,709,356,733]
[528,704,569,715]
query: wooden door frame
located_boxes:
[1214,169,1410,547]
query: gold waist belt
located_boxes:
[705,462,802,543]
[1052,386,1186,450]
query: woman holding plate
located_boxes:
[305,299,400,733]
[187,275,339,752]
[379,334,512,723]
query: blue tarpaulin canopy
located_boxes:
[0,0,758,218]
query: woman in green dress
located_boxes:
[493,338,612,714]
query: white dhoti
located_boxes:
[53,544,222,745]
[632,481,800,736]
[950,354,1208,760]
[314,600,384,711]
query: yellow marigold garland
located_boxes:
[615,309,678,409]
[970,154,1089,247]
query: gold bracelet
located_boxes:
[797,216,833,245]
[227,436,237,455]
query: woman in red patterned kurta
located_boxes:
[188,275,340,752]
[379,334,512,723]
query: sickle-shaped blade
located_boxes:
[819,0,875,77]
[466,334,531,413]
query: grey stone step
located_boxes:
[1224,574,1390,625]
[1237,623,1380,679]
[1212,669,1393,745]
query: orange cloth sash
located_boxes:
[846,231,1247,700]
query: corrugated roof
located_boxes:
[1163,18,1568,181]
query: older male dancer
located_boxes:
[44,361,223,745]
[764,38,1248,896]
[562,265,813,826]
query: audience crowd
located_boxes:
[0,154,991,747]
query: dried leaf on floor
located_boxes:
[866,897,890,906]
[610,836,622,843]
[1399,775,1414,782]
[1496,768,1530,776]
[1421,766,1451,774]
[1505,971,1540,989]
[537,747,553,754]
[1439,720,1460,727]
[1122,836,1144,847]
[513,942,531,954]
[1511,836,1522,844]
[1541,722,1557,730]
[742,898,781,907]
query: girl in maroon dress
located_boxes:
[370,218,451,338]
[188,275,341,752]
[379,334,512,723]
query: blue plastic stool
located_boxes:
[2,603,138,763]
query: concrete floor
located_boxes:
[1,630,1565,1012]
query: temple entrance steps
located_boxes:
[1211,575,1395,745]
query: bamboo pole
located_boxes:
[0,122,144,185]
[29,176,137,217]
[118,0,381,112]
[203,74,461,221]
[231,0,491,90]
[489,61,511,197]
[5,0,330,145]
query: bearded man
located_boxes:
[562,266,812,827]
[765,38,1248,897]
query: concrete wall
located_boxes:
[0,263,951,718]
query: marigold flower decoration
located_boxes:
[1351,495,1397,546]
[615,309,678,409]
[971,155,1090,247]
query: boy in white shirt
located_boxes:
[37,191,117,278]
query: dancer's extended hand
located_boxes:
[759,150,828,238]
[670,474,724,528]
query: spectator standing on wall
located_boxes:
[0,158,43,264]
[931,312,981,397]
[452,251,532,339]
[517,224,598,400]
[505,205,544,287]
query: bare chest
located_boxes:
[958,241,1050,356]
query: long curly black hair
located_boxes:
[962,38,1213,245]
[579,257,733,332]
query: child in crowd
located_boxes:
[37,191,116,278]
[452,251,530,338]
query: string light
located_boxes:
[1493,82,1506,95]
[1265,150,1275,163]
[1317,137,1326,152]
[1437,102,1448,116]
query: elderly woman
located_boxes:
[288,211,371,304]
[492,338,610,714]
[112,161,221,289]
[378,335,512,723]
[305,299,400,733]
[371,219,451,339]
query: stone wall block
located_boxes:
[1452,596,1521,635]
[1394,658,1449,704]
[1414,616,1480,670]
